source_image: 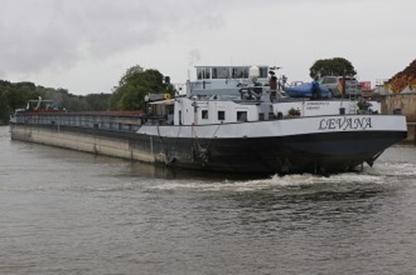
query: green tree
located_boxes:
[5,82,44,110]
[309,57,357,80]
[111,65,173,110]
[85,93,111,111]
[0,79,113,123]
[0,92,11,124]
[119,65,144,86]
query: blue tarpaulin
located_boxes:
[285,82,331,98]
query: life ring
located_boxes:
[164,93,171,100]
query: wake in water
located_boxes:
[146,160,416,193]
[147,172,384,193]
[365,161,416,177]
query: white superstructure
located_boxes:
[170,65,381,126]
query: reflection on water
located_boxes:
[1,126,416,274]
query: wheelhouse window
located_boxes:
[201,110,208,119]
[212,67,230,79]
[197,67,211,80]
[218,111,225,121]
[259,66,268,78]
[321,77,337,84]
[232,67,249,79]
[237,111,247,122]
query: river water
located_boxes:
[1,126,416,274]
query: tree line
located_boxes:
[0,65,174,124]
[0,80,112,124]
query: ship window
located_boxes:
[201,110,208,119]
[197,68,202,80]
[232,67,249,79]
[197,68,211,80]
[259,66,268,78]
[218,111,225,121]
[212,67,230,79]
[237,111,247,122]
[321,77,337,84]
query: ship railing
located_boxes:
[13,112,144,133]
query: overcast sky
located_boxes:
[1,0,415,94]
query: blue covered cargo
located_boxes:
[285,82,331,98]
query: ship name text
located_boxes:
[318,117,373,131]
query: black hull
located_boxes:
[10,123,406,175]
[148,131,407,175]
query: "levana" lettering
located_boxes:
[318,117,373,131]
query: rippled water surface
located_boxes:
[1,126,416,274]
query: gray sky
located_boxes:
[1,0,415,94]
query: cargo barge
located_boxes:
[10,66,408,174]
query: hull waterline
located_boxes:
[148,131,406,175]
[10,114,407,175]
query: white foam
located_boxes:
[365,162,416,177]
[145,158,416,193]
[147,172,386,193]
[147,179,273,192]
